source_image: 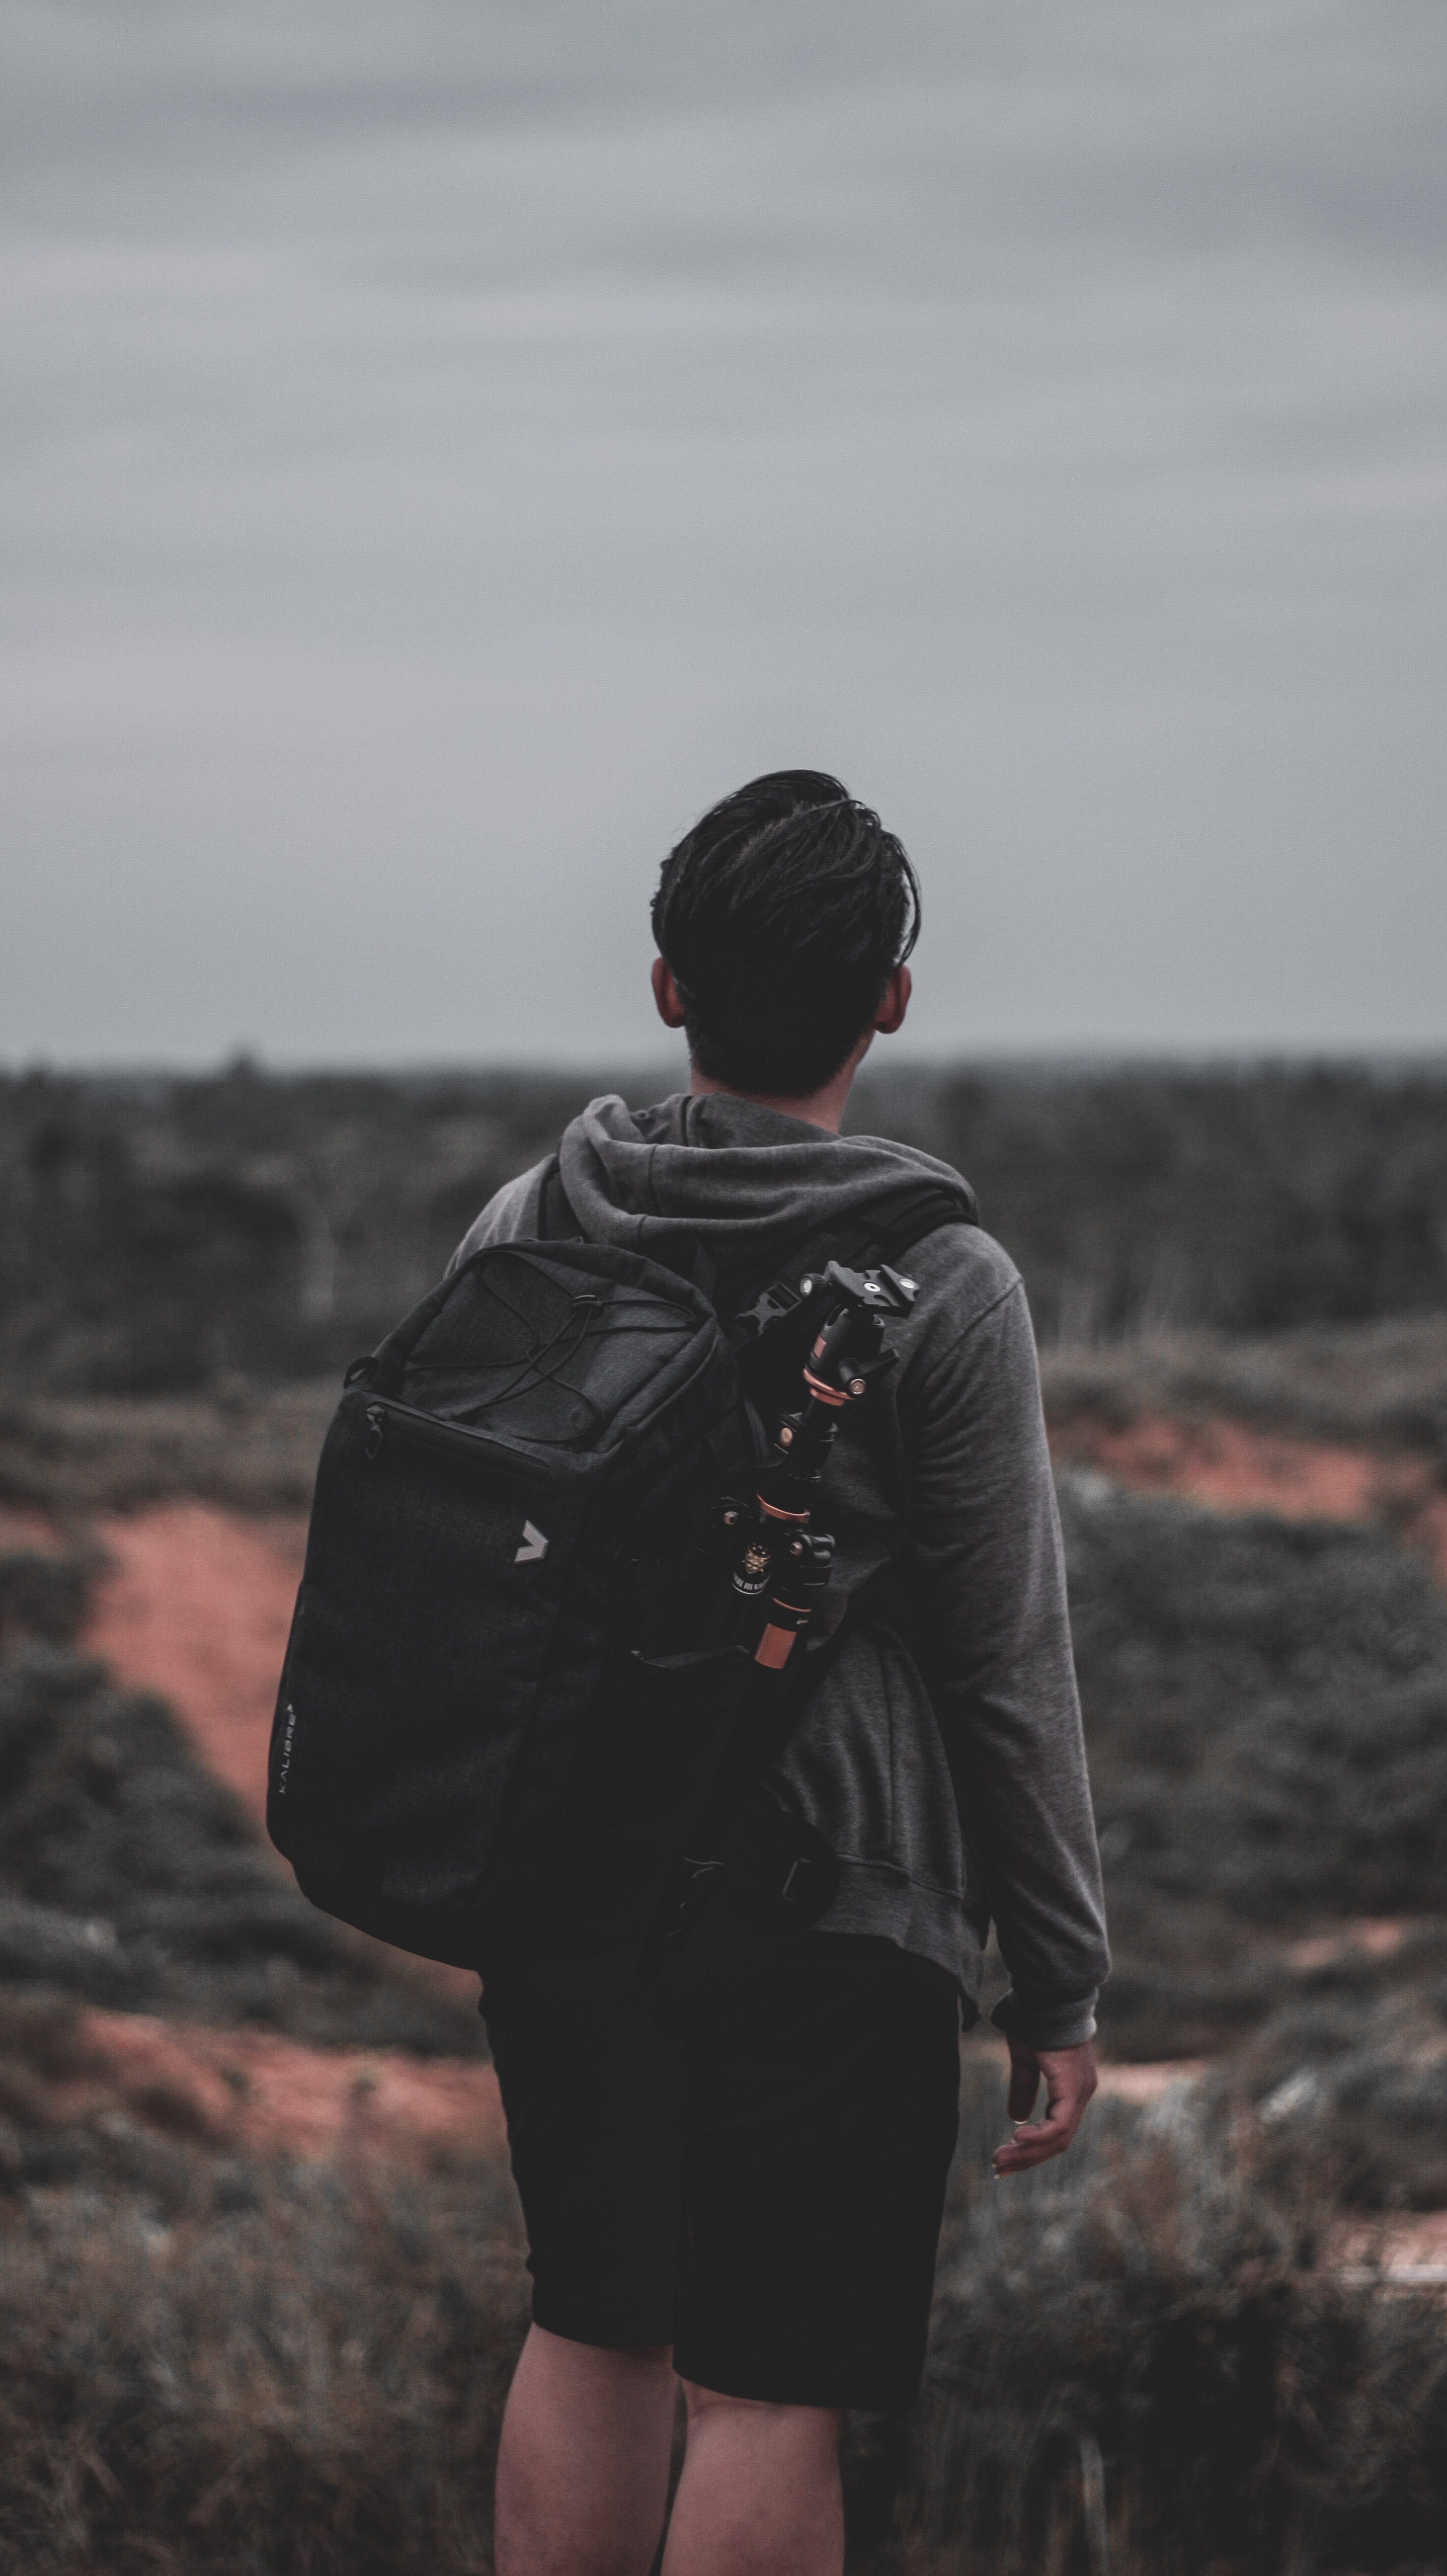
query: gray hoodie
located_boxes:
[453,1091,1108,2048]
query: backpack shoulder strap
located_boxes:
[725,1179,976,1365]
[872,1175,979,1266]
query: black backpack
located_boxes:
[266,1165,972,1968]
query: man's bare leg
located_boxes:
[661,2381,845,2576]
[494,2324,677,2576]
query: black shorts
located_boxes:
[480,1929,961,2413]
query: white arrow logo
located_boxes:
[515,1519,549,1565]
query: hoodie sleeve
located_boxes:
[899,1277,1109,2049]
[446,1158,550,1274]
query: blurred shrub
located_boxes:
[2,2047,1440,2576]
[1042,1313,1447,1458]
[1058,1476,1447,2062]
[6,1059,1447,1392]
[874,2058,1447,2576]
[0,2138,527,2576]
[1065,1478,1447,1924]
[0,1536,93,1650]
[854,1058,1447,1344]
[0,1384,336,1517]
[0,1645,483,2054]
[1236,1973,1447,2212]
[0,1065,604,1393]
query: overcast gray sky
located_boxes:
[2,0,1445,1065]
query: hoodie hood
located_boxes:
[556,1092,974,1287]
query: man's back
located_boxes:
[457,1084,1107,2046]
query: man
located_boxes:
[454,772,1109,2576]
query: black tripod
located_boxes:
[647,1253,922,1954]
[723,1255,919,1665]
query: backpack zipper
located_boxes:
[362,1397,534,1475]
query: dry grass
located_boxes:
[0,1992,525,2576]
[0,2148,527,2576]
[872,2060,1447,2576]
[0,2037,1444,2576]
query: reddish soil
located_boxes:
[1333,2209,1447,2285]
[0,1503,71,1554]
[1286,1918,1407,1971]
[64,2009,1197,2161]
[966,2034,1208,2102]
[83,1503,307,1821]
[47,2008,505,2167]
[1093,2058,1210,2102]
[1051,1413,1447,1583]
[79,1502,479,2006]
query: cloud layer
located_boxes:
[3,0,1445,1060]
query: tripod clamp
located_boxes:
[725,1259,918,1669]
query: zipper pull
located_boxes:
[365,1405,384,1460]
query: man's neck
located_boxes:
[686,1058,860,1136]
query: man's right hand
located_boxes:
[992,2038,1098,2177]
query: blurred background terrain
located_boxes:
[6,1057,1447,1387]
[2,1059,1447,2572]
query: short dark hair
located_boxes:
[651,770,920,1096]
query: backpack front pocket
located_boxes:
[272,1387,599,1941]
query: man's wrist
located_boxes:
[990,1988,1099,2052]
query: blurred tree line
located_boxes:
[1,1057,1445,1392]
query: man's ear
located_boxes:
[651,956,689,1030]
[874,964,911,1037]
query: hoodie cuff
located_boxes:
[991,1989,1098,2051]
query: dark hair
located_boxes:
[650,770,920,1096]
